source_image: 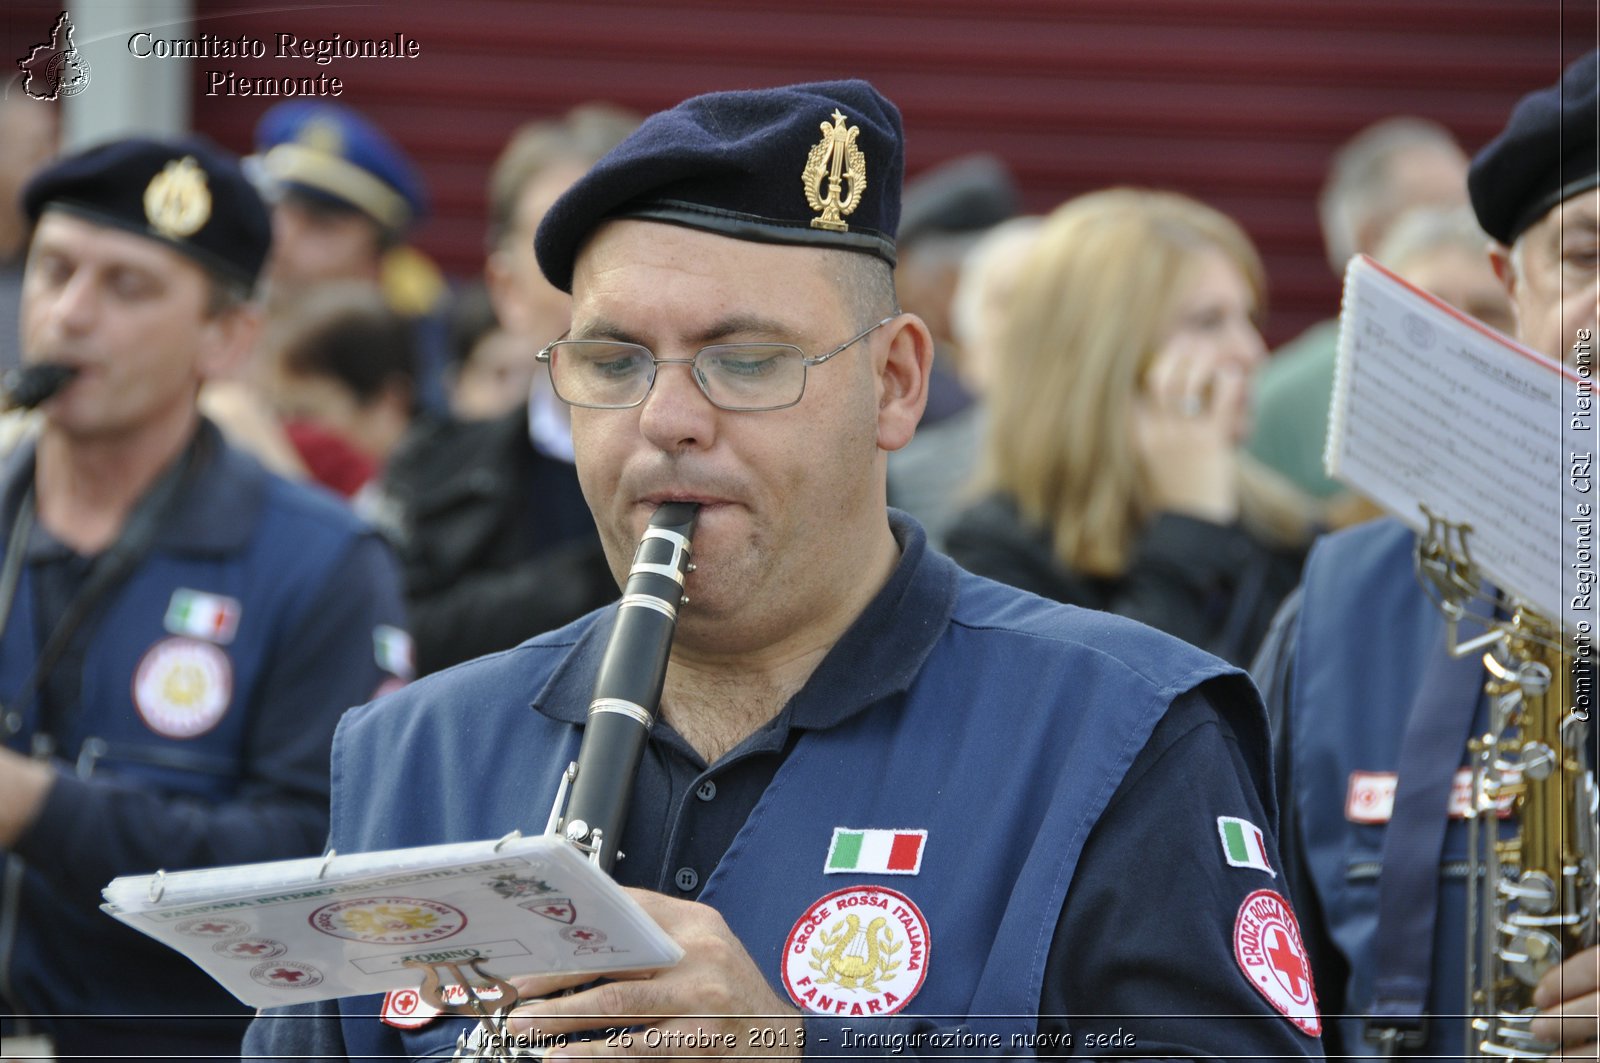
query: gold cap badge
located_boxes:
[143,156,211,239]
[803,109,867,232]
[297,117,345,156]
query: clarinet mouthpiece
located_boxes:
[2,364,78,411]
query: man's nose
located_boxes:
[48,271,100,334]
[636,358,718,452]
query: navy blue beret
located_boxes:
[23,136,271,287]
[536,79,903,292]
[1469,49,1599,244]
[251,101,427,233]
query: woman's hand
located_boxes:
[1132,333,1248,524]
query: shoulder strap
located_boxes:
[4,432,205,741]
[1364,595,1493,1054]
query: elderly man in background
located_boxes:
[1248,116,1469,502]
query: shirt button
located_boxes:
[695,781,717,802]
[2,711,19,736]
[674,867,699,892]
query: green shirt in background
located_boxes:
[1247,318,1344,498]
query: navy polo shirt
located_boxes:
[522,514,1312,1053]
[531,512,944,901]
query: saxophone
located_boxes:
[445,502,700,1061]
[1464,605,1598,1059]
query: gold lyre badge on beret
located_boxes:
[143,156,211,239]
[803,109,867,232]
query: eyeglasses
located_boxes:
[536,317,895,412]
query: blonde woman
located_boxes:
[946,188,1311,664]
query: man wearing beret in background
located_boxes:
[1254,49,1599,1059]
[0,138,410,1059]
[246,81,1320,1060]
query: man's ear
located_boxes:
[875,313,934,453]
[1488,240,1515,290]
[198,301,264,382]
[1487,240,1524,337]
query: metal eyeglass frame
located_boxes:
[535,316,896,412]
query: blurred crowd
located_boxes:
[0,90,1516,676]
[0,60,1586,1058]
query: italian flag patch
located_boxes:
[373,625,415,680]
[164,589,240,644]
[1217,816,1275,876]
[825,828,926,875]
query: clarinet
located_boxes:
[1,364,77,411]
[449,503,700,1061]
[552,500,699,872]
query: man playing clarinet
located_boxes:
[247,80,1321,1060]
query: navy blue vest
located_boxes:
[0,444,382,798]
[1289,518,1487,1056]
[325,554,1241,1059]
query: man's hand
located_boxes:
[1530,944,1599,1057]
[505,888,803,1060]
[0,745,53,848]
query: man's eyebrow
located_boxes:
[27,235,73,262]
[571,314,799,348]
[568,318,638,344]
[690,314,797,346]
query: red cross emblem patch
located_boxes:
[248,960,324,991]
[381,986,440,1030]
[1233,888,1320,1036]
[522,898,576,924]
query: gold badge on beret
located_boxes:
[803,109,867,232]
[143,156,211,239]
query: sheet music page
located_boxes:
[101,833,682,1008]
[1325,254,1592,632]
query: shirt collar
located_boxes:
[0,418,269,559]
[157,419,268,553]
[531,510,958,734]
